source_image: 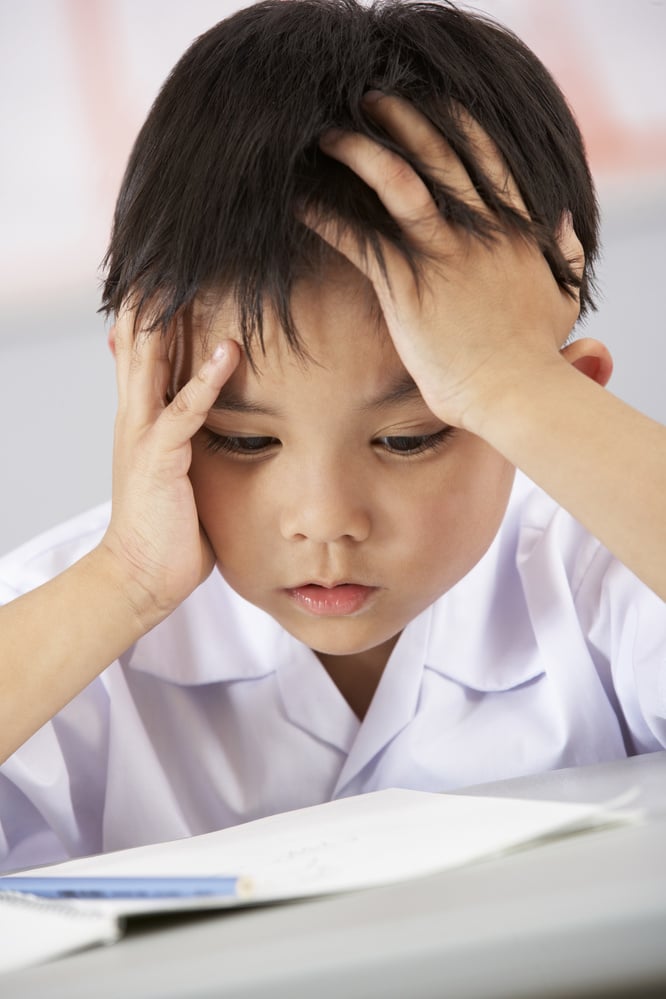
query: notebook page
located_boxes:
[12,788,640,917]
[0,892,120,974]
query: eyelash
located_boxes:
[201,427,455,458]
[375,428,455,456]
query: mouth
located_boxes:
[284,582,378,617]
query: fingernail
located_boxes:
[362,89,384,105]
[319,127,344,148]
[211,343,227,363]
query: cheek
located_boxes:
[189,453,240,540]
[189,451,275,561]
[450,455,514,557]
[402,448,514,569]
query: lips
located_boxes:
[285,582,377,617]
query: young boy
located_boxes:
[0,0,664,873]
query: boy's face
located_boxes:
[188,262,514,671]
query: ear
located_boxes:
[560,337,613,388]
[107,324,117,358]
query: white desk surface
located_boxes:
[4,751,666,999]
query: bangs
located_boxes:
[101,0,598,351]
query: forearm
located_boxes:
[0,546,155,763]
[468,356,666,601]
[0,318,239,765]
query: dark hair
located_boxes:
[101,0,598,351]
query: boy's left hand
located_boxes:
[305,94,581,433]
[304,94,666,602]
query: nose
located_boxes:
[279,460,372,544]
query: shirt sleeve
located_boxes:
[578,549,666,753]
[0,505,112,873]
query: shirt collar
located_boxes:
[126,570,284,685]
[423,487,545,693]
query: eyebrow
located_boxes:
[210,371,424,416]
[364,373,425,410]
[210,389,281,417]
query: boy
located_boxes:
[0,0,664,872]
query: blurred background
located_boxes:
[1,0,665,556]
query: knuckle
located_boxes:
[170,371,210,419]
[420,135,448,169]
[171,385,195,416]
[383,155,414,189]
[402,203,441,238]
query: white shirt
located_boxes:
[1,473,664,873]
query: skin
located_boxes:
[1,94,665,759]
[187,265,515,714]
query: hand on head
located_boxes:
[101,305,240,627]
[305,94,608,433]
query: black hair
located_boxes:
[101,0,599,351]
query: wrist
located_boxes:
[452,348,568,440]
[85,540,174,638]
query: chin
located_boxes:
[283,617,400,658]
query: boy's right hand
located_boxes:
[0,306,241,760]
[98,306,240,630]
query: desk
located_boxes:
[4,752,666,999]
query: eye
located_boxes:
[202,430,280,457]
[376,428,455,456]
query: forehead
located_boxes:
[192,264,406,395]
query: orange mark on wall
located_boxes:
[61,0,140,218]
[522,4,666,179]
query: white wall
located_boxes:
[1,0,664,556]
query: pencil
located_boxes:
[0,875,251,899]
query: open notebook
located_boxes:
[0,787,639,975]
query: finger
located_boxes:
[300,206,411,296]
[362,92,481,205]
[320,128,445,253]
[111,305,135,406]
[452,105,527,216]
[363,93,527,218]
[113,303,178,427]
[129,322,178,426]
[556,211,585,282]
[160,339,241,450]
